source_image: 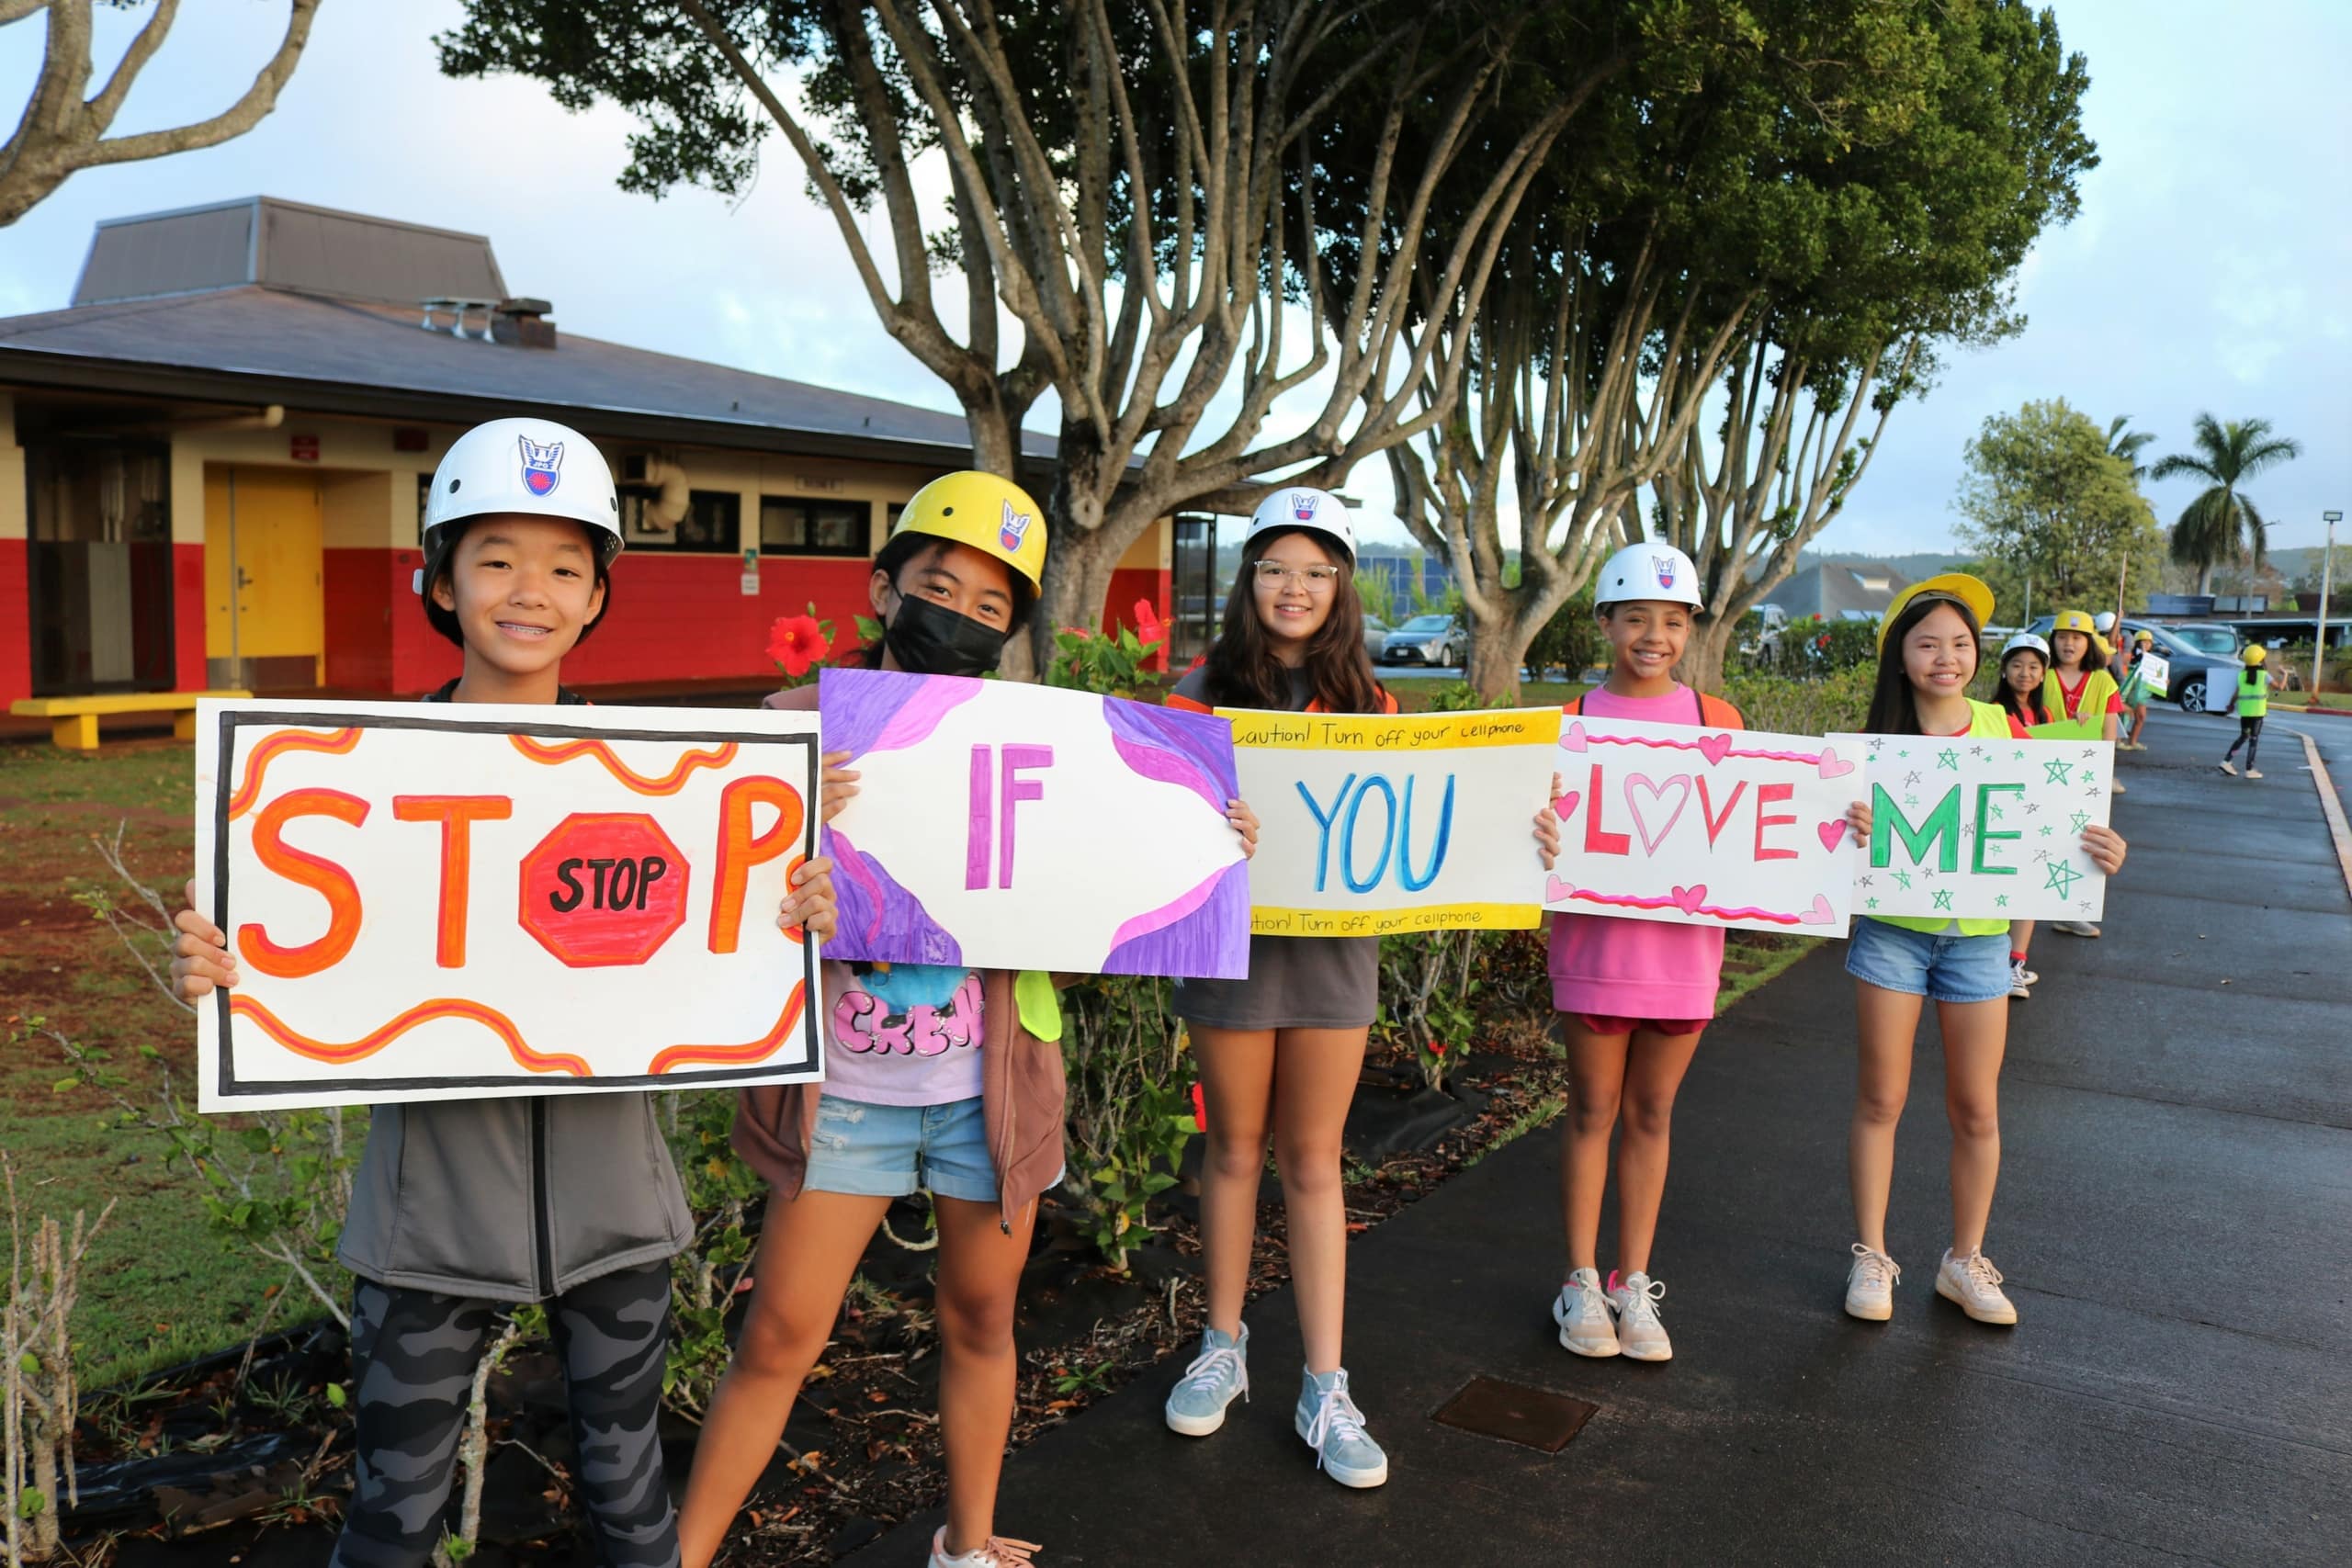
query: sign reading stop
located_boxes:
[519,812,690,967]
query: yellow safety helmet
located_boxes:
[2049,608,2109,660]
[888,470,1048,592]
[2134,629,2154,645]
[1878,573,1996,653]
[2243,643,2267,667]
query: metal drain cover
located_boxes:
[1430,1376,1598,1452]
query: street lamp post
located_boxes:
[2319,511,2344,699]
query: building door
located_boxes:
[24,440,175,696]
[205,466,324,690]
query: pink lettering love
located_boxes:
[1623,773,1692,855]
[1696,733,1734,767]
[1816,745,1854,780]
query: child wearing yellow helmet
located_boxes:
[2118,628,2156,749]
[2220,643,2276,779]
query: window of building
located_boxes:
[625,490,741,552]
[759,496,871,558]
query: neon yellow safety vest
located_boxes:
[2236,671,2268,718]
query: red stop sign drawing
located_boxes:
[519,813,690,968]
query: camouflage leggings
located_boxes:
[332,1264,679,1568]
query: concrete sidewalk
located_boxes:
[861,706,2351,1567]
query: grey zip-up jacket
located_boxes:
[334,683,692,1302]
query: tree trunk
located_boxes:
[2196,561,2215,597]
[1464,619,1531,705]
[1680,613,1740,695]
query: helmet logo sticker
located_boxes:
[1290,491,1320,522]
[999,497,1034,554]
[517,434,564,497]
[1652,554,1677,591]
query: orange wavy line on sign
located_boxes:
[646,980,808,1076]
[508,734,739,795]
[229,995,592,1077]
[226,728,363,820]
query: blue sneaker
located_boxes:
[1295,1368,1388,1488]
[1164,1323,1249,1436]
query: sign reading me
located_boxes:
[1226,706,1563,935]
[194,699,824,1111]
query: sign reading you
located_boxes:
[1827,731,2114,922]
[1542,715,1861,936]
[1225,706,1563,935]
[194,699,825,1111]
[819,668,1250,977]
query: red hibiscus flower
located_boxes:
[766,614,831,677]
[1132,597,1167,649]
[1189,1080,1209,1134]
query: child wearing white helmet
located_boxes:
[168,417,842,1568]
[1544,540,1864,1365]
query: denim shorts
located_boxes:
[804,1093,998,1204]
[1843,919,2011,1005]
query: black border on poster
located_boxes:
[208,706,825,1102]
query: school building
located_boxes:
[0,197,1170,714]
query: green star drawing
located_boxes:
[1932,889,1954,911]
[1996,894,2010,908]
[2042,860,2085,898]
[1865,897,1880,910]
[1896,749,1910,760]
[1936,748,1960,771]
[1988,804,2005,820]
[1893,871,1913,891]
[2068,809,2091,833]
[2012,749,2026,761]
[2039,825,2054,837]
[2042,758,2075,784]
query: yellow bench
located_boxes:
[10,691,254,750]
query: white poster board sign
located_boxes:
[2138,650,2170,698]
[2210,665,2244,713]
[1829,732,2113,922]
[819,669,1250,976]
[195,699,825,1111]
[1225,706,1562,935]
[1542,715,1860,935]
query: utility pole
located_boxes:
[2317,511,2343,697]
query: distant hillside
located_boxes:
[1745,547,1968,583]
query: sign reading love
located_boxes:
[1544,713,1862,936]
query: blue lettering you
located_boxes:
[1295,771,1456,895]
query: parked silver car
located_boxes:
[1361,615,1391,661]
[1380,613,1466,667]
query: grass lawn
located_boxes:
[0,738,302,1388]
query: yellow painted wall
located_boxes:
[0,393,24,544]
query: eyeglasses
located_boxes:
[1252,560,1341,592]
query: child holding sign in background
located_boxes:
[1841,578,2127,1328]
[1993,633,2052,1000]
[1159,486,1403,1487]
[170,420,842,1568]
[2041,609,2123,935]
[688,476,1220,1568]
[2219,643,2275,779]
[2117,628,2155,750]
[1544,544,1863,1364]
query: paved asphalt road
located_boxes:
[860,703,2350,1566]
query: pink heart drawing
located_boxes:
[1696,732,1734,767]
[1623,773,1692,854]
[1799,894,1836,926]
[1817,819,1849,853]
[1671,884,1708,915]
[1552,790,1581,821]
[1816,744,1854,780]
[1545,874,1575,904]
[1560,722,1589,753]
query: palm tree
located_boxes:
[2150,413,2302,595]
[2105,414,2155,480]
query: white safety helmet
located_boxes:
[2093,611,2118,634]
[1593,540,1704,610]
[2000,632,2051,663]
[1242,484,1356,567]
[414,417,624,598]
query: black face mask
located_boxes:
[883,592,1012,678]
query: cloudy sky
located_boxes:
[4,0,2346,558]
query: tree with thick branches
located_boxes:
[442,0,1604,667]
[1954,397,2163,611]
[0,0,325,227]
[2149,412,2302,595]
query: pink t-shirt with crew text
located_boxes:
[1546,684,1733,1021]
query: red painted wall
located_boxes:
[1105,566,1174,672]
[0,540,28,707]
[172,543,205,693]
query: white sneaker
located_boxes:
[2017,965,2040,986]
[1552,1267,1619,1358]
[930,1528,1041,1567]
[2008,958,2032,1000]
[2111,777,2126,795]
[2245,769,2264,780]
[2050,919,2100,938]
[1163,1323,1248,1436]
[1606,1270,1671,1361]
[1844,1243,1899,1321]
[1295,1368,1389,1488]
[1936,1248,2018,1325]
[2219,761,2237,776]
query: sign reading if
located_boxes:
[194,699,824,1110]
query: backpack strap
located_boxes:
[1696,692,1741,729]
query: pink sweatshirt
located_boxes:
[1546,684,1735,1021]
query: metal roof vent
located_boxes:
[492,298,557,349]
[421,297,498,340]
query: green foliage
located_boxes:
[1954,398,2165,608]
[1059,977,1193,1271]
[1040,603,1166,702]
[1744,615,1880,678]
[662,1090,763,1414]
[1718,666,1881,736]
[1522,592,1603,683]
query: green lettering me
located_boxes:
[1973,784,2024,875]
[1871,783,1962,873]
